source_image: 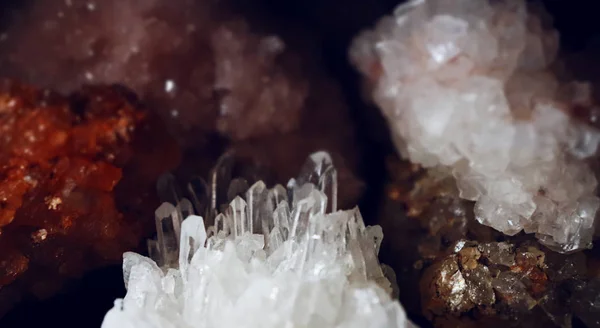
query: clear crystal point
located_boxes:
[247,181,267,235]
[297,150,334,186]
[155,202,181,268]
[179,215,207,275]
[229,196,249,238]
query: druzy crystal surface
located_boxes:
[380,157,600,327]
[350,0,600,252]
[0,0,363,209]
[102,152,411,328]
[0,80,179,316]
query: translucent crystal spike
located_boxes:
[308,211,347,259]
[292,183,316,208]
[264,184,287,237]
[246,181,267,234]
[188,176,209,221]
[289,195,316,242]
[309,189,327,216]
[267,184,288,211]
[210,151,235,215]
[155,202,181,268]
[366,225,384,255]
[123,251,160,289]
[229,196,249,238]
[176,198,195,221]
[214,213,230,235]
[179,215,207,275]
[286,178,297,204]
[347,207,367,240]
[157,173,182,205]
[227,178,249,203]
[361,231,385,282]
[267,227,284,253]
[319,166,338,213]
[147,239,160,263]
[273,201,291,240]
[297,151,334,186]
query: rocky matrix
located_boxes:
[0,80,179,316]
[0,0,363,209]
[102,152,412,328]
[350,0,600,252]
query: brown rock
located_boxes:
[0,0,362,208]
[0,80,179,316]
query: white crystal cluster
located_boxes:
[350,0,600,252]
[102,152,412,328]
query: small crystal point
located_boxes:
[179,215,207,274]
[214,212,230,235]
[155,202,181,267]
[147,239,160,264]
[123,252,159,290]
[289,195,316,241]
[297,151,334,186]
[229,196,249,237]
[176,198,195,221]
[247,181,267,234]
[319,166,338,213]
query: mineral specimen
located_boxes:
[350,0,600,252]
[0,0,363,209]
[0,0,309,142]
[0,80,179,316]
[102,152,412,328]
[379,156,600,327]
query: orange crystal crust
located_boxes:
[0,80,179,315]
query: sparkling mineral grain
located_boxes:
[0,0,362,209]
[102,152,413,328]
[0,80,179,316]
[351,0,600,252]
[379,156,600,327]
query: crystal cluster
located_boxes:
[102,152,412,328]
[350,0,600,252]
[379,157,600,327]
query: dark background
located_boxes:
[1,0,599,326]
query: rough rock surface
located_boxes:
[379,157,600,327]
[0,0,363,209]
[0,80,179,316]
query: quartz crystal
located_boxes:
[350,0,600,252]
[102,152,412,328]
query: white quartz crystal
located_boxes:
[102,151,413,328]
[350,0,600,252]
